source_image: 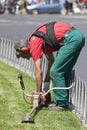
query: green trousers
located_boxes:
[50,29,85,107]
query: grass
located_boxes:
[0,60,87,130]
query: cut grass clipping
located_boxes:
[0,61,87,130]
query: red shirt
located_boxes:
[84,0,87,2]
[29,22,71,62]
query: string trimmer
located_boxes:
[18,71,75,123]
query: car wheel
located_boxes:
[32,9,39,15]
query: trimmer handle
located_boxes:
[18,73,25,90]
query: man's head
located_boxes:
[14,39,31,59]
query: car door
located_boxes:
[38,1,62,13]
[49,3,61,13]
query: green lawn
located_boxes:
[0,61,87,130]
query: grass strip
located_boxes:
[0,61,87,130]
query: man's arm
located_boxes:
[34,52,54,92]
[35,59,42,92]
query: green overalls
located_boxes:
[50,29,85,107]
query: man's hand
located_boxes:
[29,91,46,104]
[30,91,40,104]
[40,91,46,102]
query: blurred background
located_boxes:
[0,0,87,15]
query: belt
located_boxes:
[63,27,75,40]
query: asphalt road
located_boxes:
[0,13,87,82]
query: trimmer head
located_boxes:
[21,114,34,123]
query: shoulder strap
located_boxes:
[32,30,50,44]
[30,21,61,48]
[46,22,60,47]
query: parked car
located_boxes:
[26,0,63,15]
[0,0,5,13]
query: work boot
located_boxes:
[48,103,70,111]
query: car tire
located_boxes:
[32,9,39,15]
